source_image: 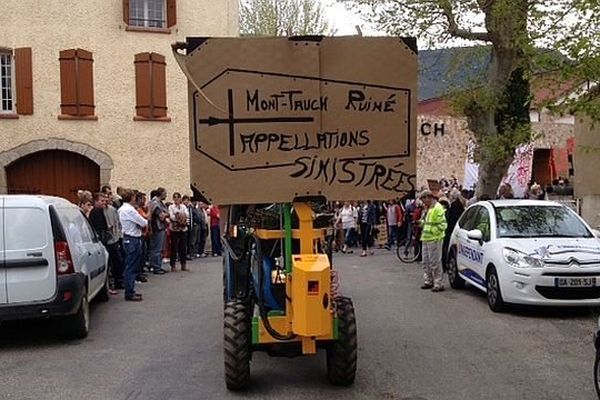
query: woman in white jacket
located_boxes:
[337,202,357,253]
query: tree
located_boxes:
[240,0,331,36]
[340,0,599,197]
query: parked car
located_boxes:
[447,200,600,312]
[0,195,109,338]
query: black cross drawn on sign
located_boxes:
[198,89,315,156]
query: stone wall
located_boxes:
[416,114,575,189]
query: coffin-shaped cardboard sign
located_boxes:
[174,36,417,205]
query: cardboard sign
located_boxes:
[175,36,417,205]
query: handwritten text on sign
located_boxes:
[194,70,414,192]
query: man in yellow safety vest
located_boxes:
[419,190,448,292]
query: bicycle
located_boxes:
[395,229,421,263]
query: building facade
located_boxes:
[0,0,238,202]
[416,100,575,192]
[574,116,600,227]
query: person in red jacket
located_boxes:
[209,204,222,257]
[384,199,404,250]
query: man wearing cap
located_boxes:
[419,190,448,292]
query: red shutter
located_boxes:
[166,0,177,27]
[134,52,152,118]
[59,49,78,116]
[14,47,33,115]
[150,53,167,118]
[123,0,130,24]
[76,49,95,116]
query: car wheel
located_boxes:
[95,271,110,303]
[63,287,90,339]
[486,266,506,313]
[448,251,465,289]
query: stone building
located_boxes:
[0,0,238,202]
[574,116,600,227]
[416,48,577,191]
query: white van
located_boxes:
[0,195,109,338]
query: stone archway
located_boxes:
[0,138,114,194]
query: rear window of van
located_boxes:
[4,208,48,251]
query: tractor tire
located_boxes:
[327,297,358,386]
[224,300,252,391]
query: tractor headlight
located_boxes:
[503,248,543,269]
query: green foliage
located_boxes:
[240,0,331,36]
[339,0,599,195]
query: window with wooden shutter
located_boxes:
[124,0,175,31]
[59,49,96,120]
[14,47,33,115]
[134,52,169,121]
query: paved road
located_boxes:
[0,251,597,400]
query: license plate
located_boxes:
[555,277,596,287]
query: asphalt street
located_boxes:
[0,251,597,400]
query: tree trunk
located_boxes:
[460,0,532,199]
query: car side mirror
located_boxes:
[467,229,483,241]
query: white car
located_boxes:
[0,195,109,337]
[447,200,600,312]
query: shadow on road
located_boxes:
[458,282,599,320]
[0,307,101,348]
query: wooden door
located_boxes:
[531,149,552,186]
[6,150,100,203]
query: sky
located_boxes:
[322,1,381,36]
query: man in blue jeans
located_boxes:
[148,187,169,275]
[118,189,148,301]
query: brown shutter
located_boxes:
[123,0,130,24]
[59,49,78,116]
[166,0,177,27]
[76,49,95,116]
[134,52,152,118]
[150,53,167,117]
[14,47,33,115]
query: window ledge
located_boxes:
[125,26,172,34]
[58,114,98,121]
[0,113,18,119]
[134,116,172,122]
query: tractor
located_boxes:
[221,200,357,390]
[172,34,417,391]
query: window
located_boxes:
[134,52,169,121]
[0,51,14,113]
[495,206,592,239]
[130,0,165,27]
[123,0,176,30]
[458,206,479,231]
[58,49,96,119]
[473,207,491,242]
[5,208,48,251]
[0,48,33,116]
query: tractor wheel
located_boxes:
[327,297,358,386]
[224,300,252,391]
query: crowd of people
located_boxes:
[77,186,221,302]
[74,175,555,300]
[331,189,464,292]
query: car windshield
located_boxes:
[495,205,592,238]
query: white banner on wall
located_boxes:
[463,142,533,197]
